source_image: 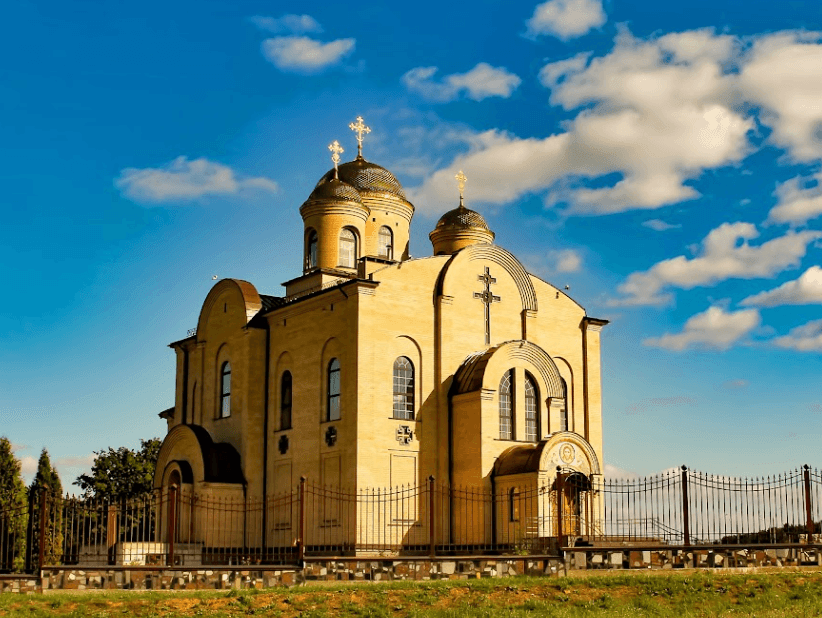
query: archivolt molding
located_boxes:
[154,425,207,489]
[452,340,564,398]
[197,279,263,336]
[436,243,537,312]
[539,431,601,476]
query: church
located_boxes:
[153,117,607,553]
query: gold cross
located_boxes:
[349,116,371,158]
[473,267,500,345]
[328,140,344,176]
[455,170,467,207]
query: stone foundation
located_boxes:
[567,546,822,570]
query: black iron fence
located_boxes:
[1,465,820,572]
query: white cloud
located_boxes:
[525,0,606,40]
[547,248,582,272]
[402,63,521,102]
[772,319,822,351]
[261,36,355,73]
[603,463,639,479]
[409,29,822,216]
[115,156,278,204]
[644,306,761,351]
[741,266,822,307]
[19,455,37,481]
[611,222,822,306]
[767,170,822,225]
[250,14,323,34]
[642,219,681,231]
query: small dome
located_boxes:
[435,205,491,231]
[316,157,406,199]
[307,178,362,203]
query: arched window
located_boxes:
[524,372,539,442]
[560,378,568,431]
[306,229,318,271]
[378,226,393,260]
[499,370,513,440]
[327,358,341,421]
[339,228,357,268]
[280,371,292,430]
[220,362,231,418]
[392,356,414,420]
[509,487,520,522]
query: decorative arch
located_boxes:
[452,340,564,399]
[153,425,245,489]
[539,431,601,476]
[196,279,263,336]
[436,244,537,312]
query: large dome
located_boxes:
[315,157,407,199]
[306,178,362,203]
[435,204,491,231]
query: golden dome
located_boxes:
[307,178,362,203]
[435,205,491,231]
[316,157,407,199]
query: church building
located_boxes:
[153,117,608,551]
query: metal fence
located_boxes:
[1,465,820,572]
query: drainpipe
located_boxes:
[261,318,271,558]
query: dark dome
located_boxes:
[307,178,362,203]
[435,205,491,231]
[316,157,406,199]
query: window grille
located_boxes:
[327,358,341,421]
[220,362,231,418]
[392,356,414,419]
[378,226,393,260]
[339,228,357,268]
[499,370,513,440]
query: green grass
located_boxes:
[1,571,822,617]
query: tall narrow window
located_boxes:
[339,228,357,268]
[378,226,393,260]
[306,230,318,270]
[499,370,513,440]
[509,487,520,522]
[560,378,568,431]
[524,372,539,442]
[327,358,341,421]
[280,371,292,430]
[392,356,414,420]
[220,362,231,418]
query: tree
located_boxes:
[76,438,161,502]
[29,449,63,565]
[0,437,27,572]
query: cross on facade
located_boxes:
[349,116,371,158]
[328,140,344,177]
[396,425,413,445]
[473,267,500,345]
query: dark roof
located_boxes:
[260,294,285,313]
[158,406,175,419]
[493,444,545,476]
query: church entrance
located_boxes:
[558,471,591,538]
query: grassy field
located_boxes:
[2,570,822,617]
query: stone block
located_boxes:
[441,561,456,575]
[573,551,587,569]
[609,552,623,566]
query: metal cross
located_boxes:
[328,140,344,176]
[349,116,371,158]
[473,267,500,345]
[455,170,467,207]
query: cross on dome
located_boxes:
[328,140,344,177]
[349,116,371,159]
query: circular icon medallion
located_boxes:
[560,443,575,464]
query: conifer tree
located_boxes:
[0,437,27,572]
[29,449,63,565]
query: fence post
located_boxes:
[556,466,564,547]
[428,476,436,558]
[804,465,815,540]
[298,477,306,564]
[106,503,118,565]
[681,466,690,546]
[167,484,177,567]
[37,489,48,570]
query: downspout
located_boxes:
[261,318,271,557]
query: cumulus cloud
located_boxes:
[611,222,822,306]
[402,63,521,102]
[741,266,822,307]
[115,156,278,204]
[261,36,355,73]
[772,319,822,351]
[625,396,697,415]
[642,219,681,231]
[603,463,639,479]
[19,455,37,481]
[644,306,761,351]
[409,29,822,216]
[546,248,582,272]
[767,170,822,225]
[525,0,606,40]
[249,14,323,34]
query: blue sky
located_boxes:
[2,0,821,487]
